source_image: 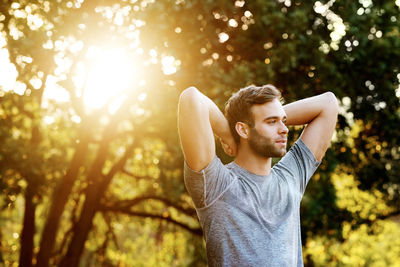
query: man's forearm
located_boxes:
[283,92,338,126]
[179,87,236,160]
[206,97,232,141]
[183,87,231,140]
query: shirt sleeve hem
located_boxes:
[296,138,321,167]
[184,155,220,175]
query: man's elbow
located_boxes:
[178,86,204,115]
[179,86,198,103]
[324,91,339,114]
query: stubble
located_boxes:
[248,127,286,158]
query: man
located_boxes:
[178,84,338,266]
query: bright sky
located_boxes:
[0,0,182,114]
[0,32,179,115]
[0,35,18,93]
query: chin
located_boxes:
[275,149,287,157]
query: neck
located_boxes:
[234,144,272,176]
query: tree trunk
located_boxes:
[58,133,134,267]
[58,137,113,267]
[19,186,35,267]
[58,184,102,267]
[20,89,44,267]
[57,100,133,266]
[35,133,90,267]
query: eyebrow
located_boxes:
[263,115,287,121]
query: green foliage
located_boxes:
[304,170,400,266]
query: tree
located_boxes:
[1,1,201,266]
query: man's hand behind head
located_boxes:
[220,136,237,157]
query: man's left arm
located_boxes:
[283,92,339,161]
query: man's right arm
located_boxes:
[284,92,339,162]
[178,87,236,171]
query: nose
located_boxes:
[279,121,289,135]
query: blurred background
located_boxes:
[0,0,399,266]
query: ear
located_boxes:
[235,122,249,139]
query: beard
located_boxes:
[248,127,287,158]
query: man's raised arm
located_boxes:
[284,92,339,161]
[178,87,236,171]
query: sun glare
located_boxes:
[0,35,18,92]
[161,55,179,75]
[82,47,137,110]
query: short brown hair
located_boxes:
[224,84,282,144]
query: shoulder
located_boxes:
[274,139,320,172]
[184,156,238,210]
[184,156,232,180]
[291,139,321,164]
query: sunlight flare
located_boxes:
[82,47,137,110]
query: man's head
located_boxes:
[225,84,288,157]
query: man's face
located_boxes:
[247,99,289,158]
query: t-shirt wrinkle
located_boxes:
[198,177,237,211]
[201,170,207,206]
[184,139,320,267]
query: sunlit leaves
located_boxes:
[332,172,395,220]
[92,214,201,267]
[304,220,400,266]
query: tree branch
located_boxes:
[101,195,197,217]
[103,141,138,183]
[101,208,202,236]
[120,168,154,180]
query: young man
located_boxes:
[178,84,338,266]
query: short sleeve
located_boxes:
[273,139,321,195]
[184,156,236,209]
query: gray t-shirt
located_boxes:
[184,139,320,267]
